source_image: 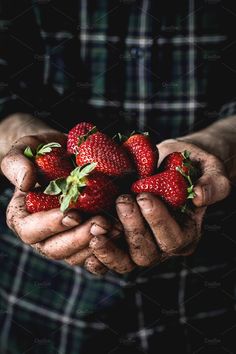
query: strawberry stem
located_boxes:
[181,150,190,160]
[113,133,128,143]
[77,126,97,147]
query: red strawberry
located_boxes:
[24,142,73,183]
[161,150,193,175]
[122,133,157,178]
[76,132,133,177]
[26,188,60,213]
[67,122,96,154]
[131,170,195,208]
[45,163,119,214]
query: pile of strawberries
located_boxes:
[24,122,196,215]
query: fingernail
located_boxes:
[117,202,134,216]
[16,169,26,188]
[137,197,153,211]
[62,215,80,227]
[90,223,107,236]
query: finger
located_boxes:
[90,235,135,273]
[178,239,199,256]
[34,216,111,259]
[7,190,82,244]
[91,220,123,240]
[116,194,160,266]
[84,255,107,275]
[65,247,92,266]
[62,209,82,227]
[136,193,192,254]
[193,173,231,207]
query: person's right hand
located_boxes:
[1,133,135,275]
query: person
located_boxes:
[0,1,236,353]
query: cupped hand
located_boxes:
[2,133,121,275]
[114,140,231,264]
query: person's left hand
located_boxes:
[88,140,231,272]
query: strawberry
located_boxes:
[76,132,133,177]
[121,132,157,178]
[26,188,60,213]
[131,170,195,208]
[161,150,193,175]
[45,163,119,214]
[67,122,96,154]
[24,142,73,183]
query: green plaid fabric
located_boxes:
[1,1,236,353]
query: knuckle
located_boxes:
[14,223,27,242]
[6,207,15,230]
[221,175,231,193]
[132,255,153,267]
[16,222,35,245]
[115,263,134,274]
[207,154,218,164]
[17,231,33,245]
[149,218,166,229]
[39,245,63,260]
[91,215,108,226]
[160,235,184,254]
[65,258,77,266]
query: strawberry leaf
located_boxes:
[44,178,66,195]
[60,184,80,212]
[70,184,79,202]
[79,162,97,178]
[60,194,72,213]
[24,146,34,158]
[36,142,61,156]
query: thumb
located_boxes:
[1,136,39,191]
[1,150,37,192]
[193,173,231,207]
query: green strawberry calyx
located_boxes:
[181,150,190,160]
[176,166,196,199]
[180,150,199,183]
[44,162,97,212]
[77,126,97,148]
[113,131,149,143]
[24,142,61,158]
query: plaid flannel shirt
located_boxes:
[1,1,236,353]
